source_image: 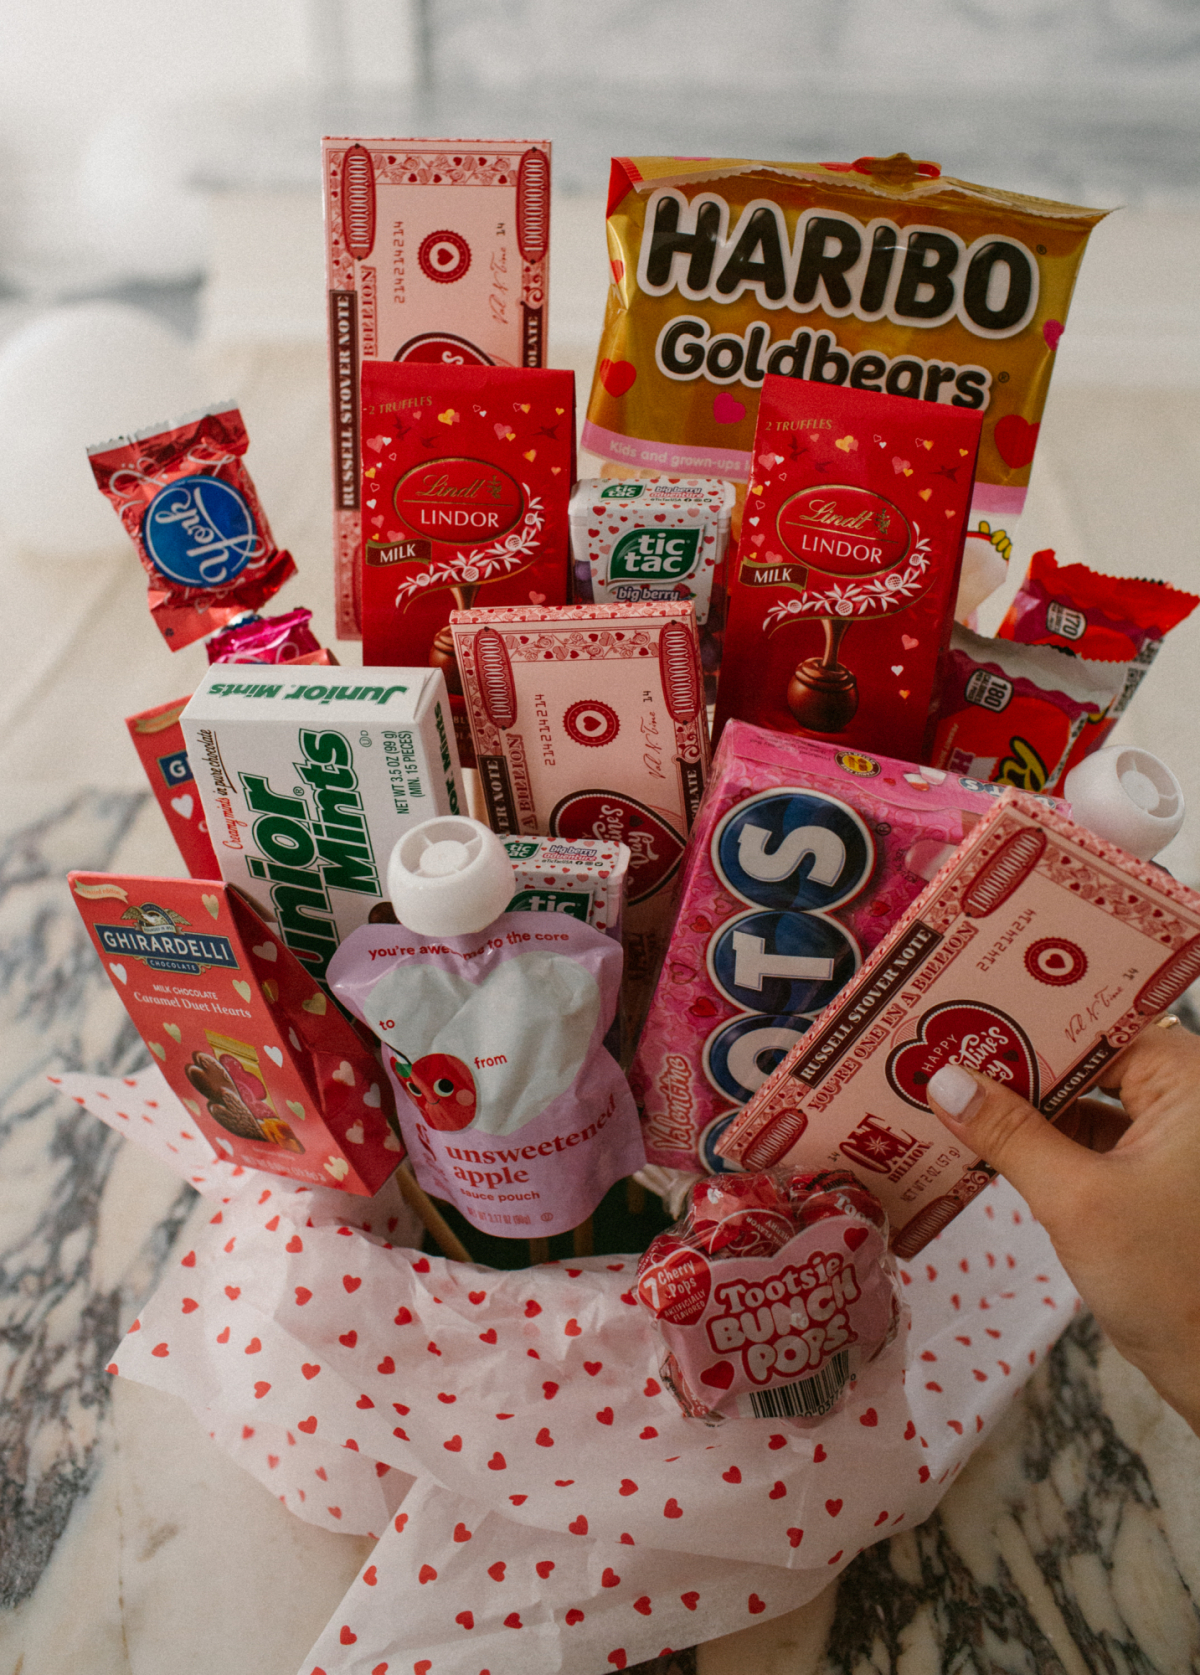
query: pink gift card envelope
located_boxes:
[323,138,551,638]
[718,790,1200,1255]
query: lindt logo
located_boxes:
[776,484,911,579]
[393,457,524,545]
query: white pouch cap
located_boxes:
[1063,746,1185,861]
[387,815,513,935]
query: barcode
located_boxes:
[744,1352,849,1421]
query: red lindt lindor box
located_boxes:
[359,361,575,762]
[714,378,983,761]
[70,872,403,1194]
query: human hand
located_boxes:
[926,1017,1200,1435]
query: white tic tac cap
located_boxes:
[1063,746,1185,862]
[387,815,513,936]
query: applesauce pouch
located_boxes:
[328,911,644,1236]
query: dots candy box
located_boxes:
[68,873,401,1194]
[323,136,552,639]
[715,788,1200,1255]
[631,719,1043,1172]
[358,359,575,762]
[714,377,983,763]
[449,600,710,1037]
[88,403,295,652]
[180,665,464,984]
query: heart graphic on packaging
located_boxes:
[232,980,251,1002]
[886,1000,1039,1111]
[169,794,194,819]
[712,390,745,425]
[201,895,220,920]
[252,941,277,962]
[551,792,685,906]
[1043,319,1064,351]
[599,358,637,399]
[163,1023,182,1043]
[993,414,1041,469]
[302,993,327,1016]
[109,963,127,985]
[263,1045,283,1067]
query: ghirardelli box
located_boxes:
[323,137,551,638]
[716,790,1200,1254]
[359,360,575,761]
[450,600,709,1038]
[714,378,982,762]
[70,873,403,1194]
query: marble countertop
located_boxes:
[1,195,1199,1675]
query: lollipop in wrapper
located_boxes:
[637,1166,903,1424]
[88,403,296,650]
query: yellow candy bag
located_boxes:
[585,154,1106,544]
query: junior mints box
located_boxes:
[182,666,463,980]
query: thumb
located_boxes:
[925,1062,1096,1225]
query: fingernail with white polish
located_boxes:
[928,1063,982,1118]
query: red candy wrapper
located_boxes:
[714,377,982,762]
[205,607,324,665]
[931,624,1125,792]
[997,549,1199,778]
[999,548,1199,663]
[638,1168,901,1424]
[88,404,296,651]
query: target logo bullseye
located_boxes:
[1024,937,1087,986]
[418,229,472,284]
[563,699,620,748]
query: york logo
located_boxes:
[609,527,701,583]
[143,476,262,589]
[393,457,523,545]
[703,788,873,1106]
[637,188,1040,339]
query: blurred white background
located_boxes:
[0,0,1198,872]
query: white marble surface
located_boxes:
[1,188,1199,1675]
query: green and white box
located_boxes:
[568,476,735,624]
[182,667,463,981]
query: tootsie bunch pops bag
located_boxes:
[585,154,1105,542]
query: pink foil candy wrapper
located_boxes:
[638,1169,901,1424]
[206,607,322,664]
[88,403,296,651]
[328,911,645,1238]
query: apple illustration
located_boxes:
[391,1052,477,1130]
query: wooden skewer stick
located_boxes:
[397,1160,472,1262]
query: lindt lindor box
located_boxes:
[322,137,552,638]
[358,360,575,761]
[70,873,402,1193]
[631,723,1057,1174]
[450,600,709,1036]
[181,666,463,983]
[716,789,1200,1255]
[714,378,982,762]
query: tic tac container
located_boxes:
[568,476,736,699]
[181,666,464,983]
[631,720,1061,1173]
